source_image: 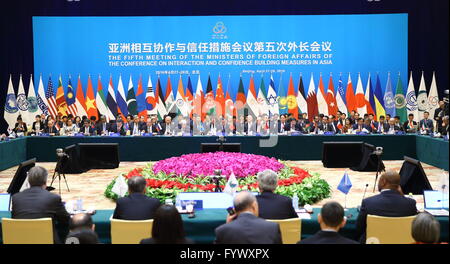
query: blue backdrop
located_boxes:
[33,14,407,99]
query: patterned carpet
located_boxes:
[0,160,447,210]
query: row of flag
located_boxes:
[3,71,440,129]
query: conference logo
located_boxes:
[27,96,39,113]
[417,91,428,111]
[5,94,18,113]
[394,94,406,109]
[16,93,29,111]
[383,92,395,109]
[428,95,438,108]
[406,91,418,111]
[212,21,227,39]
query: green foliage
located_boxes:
[104,163,331,205]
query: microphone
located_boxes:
[357,184,369,212]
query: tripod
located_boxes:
[48,155,70,195]
[372,151,385,192]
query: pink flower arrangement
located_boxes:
[152,152,284,178]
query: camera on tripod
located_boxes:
[47,148,70,194]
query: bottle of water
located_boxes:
[175,195,182,209]
[76,197,83,212]
[292,193,299,211]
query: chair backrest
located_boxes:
[267,218,302,244]
[366,214,416,244]
[2,217,53,244]
[110,218,153,244]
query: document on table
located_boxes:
[425,209,449,216]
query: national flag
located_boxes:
[317,74,328,115]
[257,76,269,116]
[287,73,298,118]
[296,74,308,115]
[186,75,194,117]
[175,75,188,116]
[394,73,407,123]
[278,75,287,114]
[136,75,147,119]
[246,75,259,117]
[85,75,98,120]
[225,75,235,118]
[126,75,138,116]
[384,72,396,118]
[155,75,168,120]
[96,75,114,121]
[345,73,356,113]
[74,75,88,118]
[306,73,319,122]
[267,74,279,116]
[106,75,119,119]
[326,74,338,116]
[55,75,68,117]
[145,75,157,116]
[417,71,428,115]
[235,76,246,115]
[36,74,49,116]
[374,73,386,120]
[215,75,226,117]
[116,75,128,121]
[204,74,215,116]
[337,172,352,195]
[165,75,176,113]
[65,76,78,117]
[427,72,439,117]
[406,72,419,122]
[45,75,58,118]
[365,73,376,119]
[336,74,348,115]
[3,74,19,129]
[355,73,367,116]
[16,74,31,123]
[26,74,42,120]
[193,74,204,120]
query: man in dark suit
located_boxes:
[110,119,127,135]
[403,114,418,133]
[419,111,434,134]
[95,115,111,135]
[298,202,358,244]
[386,119,401,134]
[44,119,59,135]
[112,176,161,220]
[129,115,145,135]
[356,170,417,243]
[256,170,298,219]
[11,166,70,243]
[80,119,95,135]
[159,115,175,135]
[277,114,288,133]
[215,191,282,244]
[244,115,257,135]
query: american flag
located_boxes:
[45,76,58,118]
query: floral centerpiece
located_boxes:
[105,152,331,206]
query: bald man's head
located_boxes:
[233,191,258,216]
[378,170,401,192]
[70,213,94,232]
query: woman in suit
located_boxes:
[13,115,27,134]
[140,205,194,244]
